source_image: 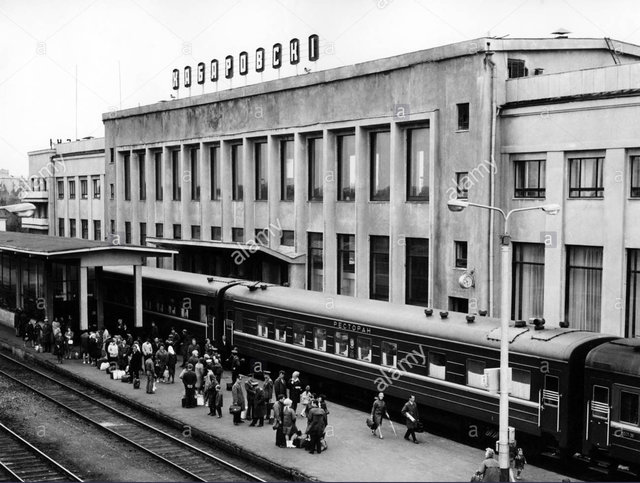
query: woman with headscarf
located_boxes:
[167,345,177,383]
[282,398,298,448]
[371,392,390,439]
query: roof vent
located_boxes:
[551,28,571,39]
[424,308,433,317]
[559,321,569,328]
[440,311,449,319]
[533,318,546,330]
[514,320,527,328]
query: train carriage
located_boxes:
[224,284,615,452]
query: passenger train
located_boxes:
[103,266,640,473]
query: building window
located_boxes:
[370,236,389,301]
[190,147,200,201]
[293,323,306,346]
[69,219,76,238]
[407,127,429,201]
[255,141,268,201]
[211,226,221,241]
[308,233,323,292]
[80,178,88,199]
[370,131,390,201]
[125,222,131,244]
[123,153,131,200]
[381,341,397,367]
[255,228,269,245]
[154,151,163,201]
[173,224,182,240]
[191,225,201,240]
[569,157,603,198]
[134,152,144,200]
[68,180,76,199]
[308,137,323,201]
[406,238,429,306]
[110,184,114,200]
[281,230,294,247]
[449,297,469,313]
[58,218,65,237]
[631,156,640,198]
[155,223,163,238]
[508,58,527,78]
[428,352,446,380]
[455,172,469,199]
[57,179,64,199]
[337,133,356,201]
[93,220,101,241]
[210,145,220,200]
[280,139,294,201]
[232,227,244,242]
[455,241,468,268]
[334,331,348,356]
[171,150,181,201]
[109,147,114,163]
[110,219,115,235]
[457,103,470,131]
[512,243,545,321]
[466,359,486,389]
[566,245,603,331]
[514,160,545,198]
[92,177,101,199]
[140,222,147,245]
[357,336,372,362]
[313,327,326,352]
[338,234,355,296]
[81,219,88,239]
[626,249,640,337]
[231,144,243,201]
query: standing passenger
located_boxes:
[274,370,287,400]
[305,399,327,454]
[166,345,177,383]
[195,358,205,394]
[229,349,241,384]
[129,344,143,383]
[282,399,297,447]
[181,363,197,407]
[262,371,274,421]
[401,395,420,444]
[371,392,389,439]
[244,374,256,421]
[288,372,303,412]
[272,394,286,447]
[214,385,223,418]
[231,375,245,425]
[250,383,266,427]
[145,356,155,394]
[477,448,500,482]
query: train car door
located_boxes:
[541,374,560,432]
[587,385,610,448]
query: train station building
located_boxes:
[24,36,640,338]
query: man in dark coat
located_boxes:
[129,344,143,383]
[41,318,52,353]
[272,394,286,447]
[244,374,256,421]
[401,394,420,443]
[262,371,274,421]
[305,399,327,455]
[478,448,500,482]
[250,383,267,427]
[229,349,241,383]
[274,370,287,400]
[231,375,245,425]
[181,363,198,407]
[145,356,155,394]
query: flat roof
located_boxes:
[0,231,175,258]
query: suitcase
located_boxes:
[121,375,131,383]
[226,382,233,391]
[133,378,140,389]
[196,394,205,406]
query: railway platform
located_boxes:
[0,323,574,482]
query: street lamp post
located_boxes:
[447,199,560,482]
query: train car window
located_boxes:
[257,316,269,338]
[542,375,559,407]
[181,304,190,319]
[381,341,397,367]
[466,359,486,389]
[511,368,531,400]
[228,311,243,332]
[591,386,609,420]
[335,331,348,356]
[620,391,640,426]
[428,352,446,380]
[293,323,306,346]
[357,336,372,362]
[275,321,287,342]
[313,328,327,351]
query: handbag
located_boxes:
[229,404,242,414]
[366,417,377,430]
[415,420,424,433]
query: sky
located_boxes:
[1,0,640,176]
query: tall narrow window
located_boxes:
[154,151,163,201]
[508,58,527,78]
[370,236,389,301]
[568,157,604,198]
[630,156,640,198]
[308,137,323,201]
[173,224,182,240]
[407,127,429,201]
[171,149,181,201]
[626,249,640,337]
[210,145,220,200]
[80,178,88,199]
[337,133,356,201]
[58,218,65,237]
[81,219,88,239]
[123,153,131,200]
[514,160,545,198]
[338,234,355,296]
[211,226,221,241]
[125,222,131,244]
[456,172,469,199]
[566,246,603,331]
[457,103,469,131]
[370,131,390,201]
[512,243,545,320]
[232,228,244,242]
[138,152,146,200]
[455,241,468,268]
[232,144,243,201]
[57,179,64,199]
[68,180,76,200]
[92,177,101,199]
[155,223,163,238]
[281,139,294,201]
[191,225,201,240]
[69,219,76,238]
[140,223,147,245]
[308,233,323,292]
[255,141,268,200]
[93,220,101,241]
[406,238,429,306]
[190,146,200,200]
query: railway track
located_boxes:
[0,354,266,482]
[0,422,83,482]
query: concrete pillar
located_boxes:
[134,264,143,328]
[95,266,104,329]
[200,142,210,239]
[389,122,403,304]
[79,266,88,331]
[428,112,438,308]
[244,138,255,242]
[542,151,565,325]
[294,133,307,256]
[355,126,368,298]
[323,130,337,294]
[601,148,626,335]
[131,151,140,244]
[44,261,55,322]
[181,144,189,239]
